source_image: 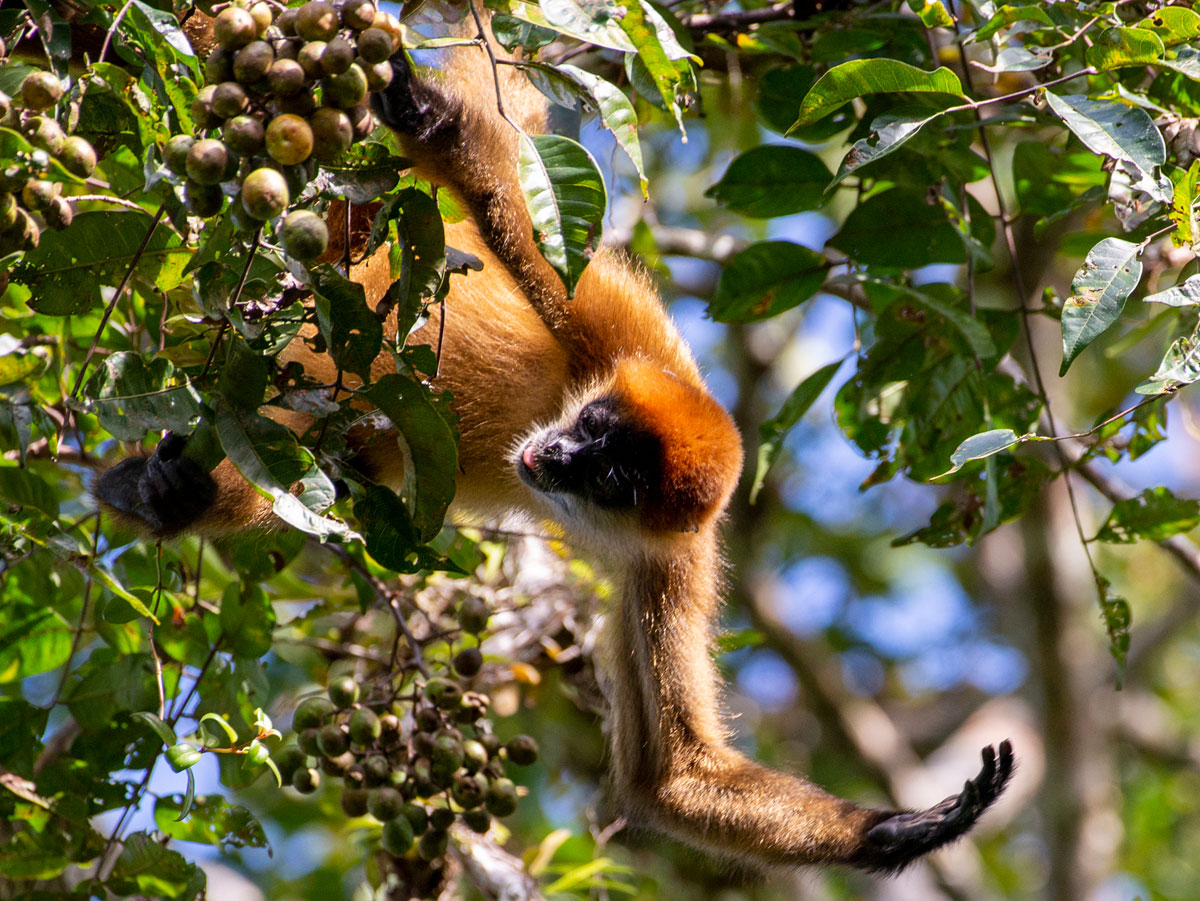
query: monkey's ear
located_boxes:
[96,432,217,537]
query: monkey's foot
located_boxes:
[863,740,1014,872]
[96,432,215,536]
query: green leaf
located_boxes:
[131,711,176,746]
[1096,486,1200,543]
[312,267,384,383]
[353,482,421,572]
[832,107,946,185]
[1042,94,1165,175]
[13,210,186,316]
[937,428,1024,478]
[1169,159,1199,248]
[94,568,159,622]
[1086,27,1165,71]
[906,0,953,28]
[109,832,203,900]
[0,467,58,517]
[617,0,687,133]
[1136,329,1200,395]
[1095,577,1130,685]
[218,583,276,659]
[1137,7,1200,46]
[829,187,966,268]
[154,796,269,851]
[710,241,827,323]
[557,64,647,197]
[706,146,832,217]
[517,133,606,298]
[534,0,692,60]
[750,360,842,503]
[166,743,202,772]
[199,712,239,745]
[84,352,202,441]
[791,59,963,129]
[1059,238,1142,375]
[1144,274,1200,307]
[0,602,71,682]
[361,373,458,542]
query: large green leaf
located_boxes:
[710,241,827,322]
[1096,486,1200,543]
[1144,274,1200,307]
[1042,93,1165,175]
[617,0,687,132]
[108,832,203,900]
[557,64,647,196]
[0,467,58,517]
[154,796,268,851]
[829,188,966,267]
[832,106,949,185]
[1059,238,1142,375]
[312,267,384,383]
[14,210,187,316]
[1085,26,1165,71]
[517,133,606,298]
[1137,7,1200,46]
[218,582,276,659]
[791,59,963,130]
[85,352,202,441]
[706,146,832,217]
[1136,328,1200,395]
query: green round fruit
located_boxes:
[190,85,221,130]
[222,114,265,155]
[379,713,402,748]
[402,803,428,836]
[214,7,259,50]
[321,63,367,109]
[414,706,440,733]
[505,734,539,766]
[291,766,320,793]
[340,787,369,817]
[279,160,313,196]
[280,209,328,260]
[320,750,355,776]
[321,36,355,75]
[248,1,275,33]
[26,116,65,155]
[241,166,290,220]
[273,745,308,784]
[21,179,59,211]
[294,696,336,731]
[185,138,230,185]
[417,828,448,861]
[451,773,486,809]
[484,778,518,817]
[367,786,403,821]
[205,48,234,84]
[233,40,275,83]
[381,815,414,856]
[297,41,327,79]
[21,71,62,110]
[356,27,392,64]
[265,114,314,165]
[296,1,339,41]
[361,59,393,92]
[211,81,248,119]
[43,195,73,230]
[267,58,306,96]
[362,752,391,786]
[309,107,352,160]
[462,808,491,834]
[59,135,98,178]
[430,807,455,831]
[316,721,349,758]
[184,179,224,217]
[459,598,490,634]
[229,195,262,233]
[296,726,322,757]
[461,739,488,774]
[342,0,377,30]
[275,88,317,118]
[452,647,483,678]
[349,706,382,745]
[425,677,462,711]
[328,675,360,708]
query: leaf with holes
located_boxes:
[1059,238,1142,375]
[518,133,606,298]
[1096,486,1200,543]
[1086,27,1165,71]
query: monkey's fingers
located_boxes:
[864,741,1015,868]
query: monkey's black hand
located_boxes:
[863,740,1014,872]
[96,433,216,537]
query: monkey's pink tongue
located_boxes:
[522,445,537,469]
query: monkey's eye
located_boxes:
[577,404,605,440]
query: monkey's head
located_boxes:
[516,359,742,537]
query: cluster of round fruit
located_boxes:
[163,0,404,260]
[0,70,99,258]
[274,603,538,860]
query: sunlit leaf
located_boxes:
[937,428,1024,478]
[1137,6,1200,46]
[1043,93,1165,175]
[791,59,962,130]
[1144,274,1200,307]
[1059,238,1142,375]
[1085,27,1164,71]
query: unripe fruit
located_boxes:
[452,773,486,808]
[212,81,249,119]
[505,734,539,766]
[185,139,230,185]
[249,1,274,33]
[417,828,448,861]
[233,40,275,83]
[223,115,265,155]
[322,63,367,108]
[371,10,402,48]
[268,58,306,96]
[317,722,349,757]
[278,209,327,261]
[425,676,463,710]
[229,196,262,233]
[361,59,393,92]
[459,598,489,633]
[190,85,221,130]
[309,107,352,160]
[362,753,391,786]
[214,7,258,50]
[21,71,62,110]
[277,8,299,36]
[185,179,224,217]
[321,36,355,74]
[402,803,429,835]
[321,750,355,776]
[60,135,98,178]
[296,1,339,41]
[294,696,336,731]
[462,808,491,834]
[297,41,327,79]
[340,787,369,817]
[26,116,65,155]
[430,807,455,831]
[349,706,381,745]
[291,766,320,793]
[205,48,234,84]
[275,89,317,118]
[381,816,414,856]
[453,647,483,678]
[273,746,308,784]
[342,0,377,30]
[44,195,73,230]
[328,675,360,708]
[357,27,392,64]
[22,179,59,211]
[367,786,404,821]
[265,114,314,165]
[484,777,518,817]
[414,706,440,732]
[379,713,402,748]
[0,193,17,231]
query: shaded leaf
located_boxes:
[829,188,966,267]
[710,241,827,323]
[0,467,58,517]
[1135,329,1200,395]
[706,146,832,217]
[154,796,269,851]
[1043,93,1165,175]
[109,832,203,900]
[85,353,202,441]
[218,583,276,659]
[1144,274,1200,307]
[312,267,383,383]
[1059,238,1142,375]
[1096,486,1200,543]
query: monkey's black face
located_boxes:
[518,399,658,510]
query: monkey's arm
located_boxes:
[95,433,272,538]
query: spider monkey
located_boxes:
[96,25,1014,873]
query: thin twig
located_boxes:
[466,2,520,131]
[67,194,150,212]
[98,0,136,64]
[683,0,793,32]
